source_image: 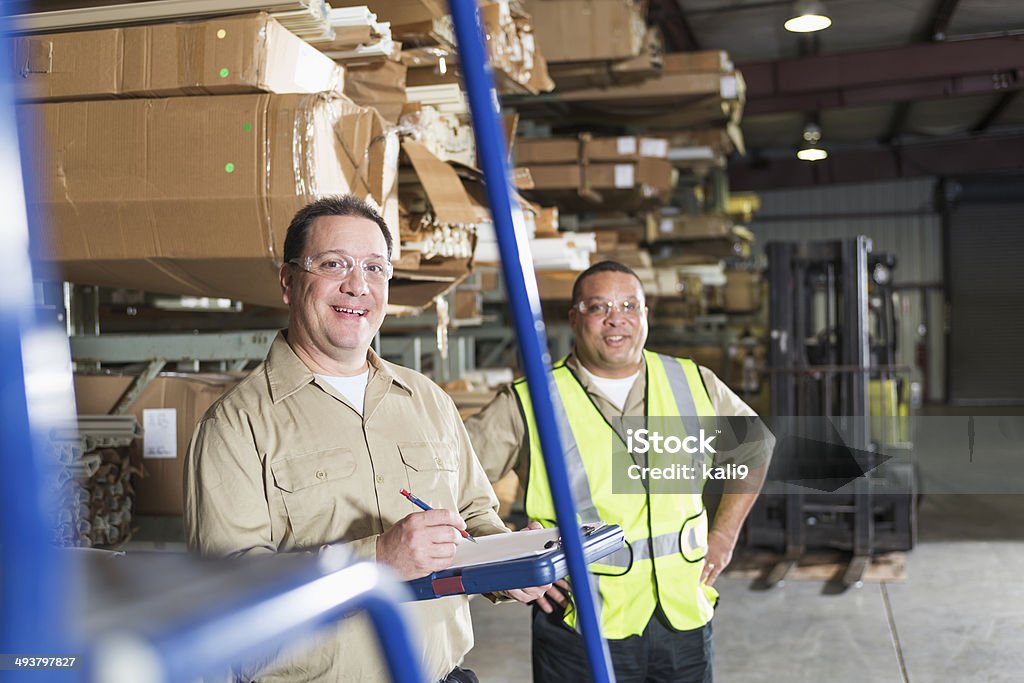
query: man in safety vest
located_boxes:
[465,260,773,682]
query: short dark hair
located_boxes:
[283,195,393,264]
[571,260,644,304]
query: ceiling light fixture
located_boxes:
[797,122,828,161]
[784,0,832,33]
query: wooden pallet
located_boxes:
[726,550,908,583]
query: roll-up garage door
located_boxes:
[948,196,1024,404]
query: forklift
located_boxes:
[745,236,917,587]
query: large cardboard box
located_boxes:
[524,0,645,63]
[22,93,397,308]
[8,13,343,102]
[73,374,240,516]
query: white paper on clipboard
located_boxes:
[448,527,560,569]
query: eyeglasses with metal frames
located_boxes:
[575,298,646,317]
[288,251,393,283]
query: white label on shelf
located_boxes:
[614,164,635,188]
[616,136,637,155]
[640,138,669,158]
[660,218,674,234]
[143,408,177,459]
[721,75,739,99]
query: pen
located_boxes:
[400,488,477,543]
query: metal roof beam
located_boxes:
[742,37,1023,115]
[729,134,1024,190]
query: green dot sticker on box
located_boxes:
[219,67,230,78]
[224,163,235,173]
[242,122,252,132]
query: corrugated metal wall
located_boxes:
[748,178,942,285]
[747,177,944,401]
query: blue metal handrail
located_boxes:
[0,6,74,682]
[447,2,616,682]
[87,555,424,683]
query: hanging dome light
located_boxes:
[797,122,829,161]
[784,0,832,33]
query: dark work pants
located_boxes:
[532,606,713,683]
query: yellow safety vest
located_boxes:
[513,350,718,639]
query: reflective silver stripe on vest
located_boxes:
[548,381,602,523]
[595,531,684,569]
[656,353,707,496]
[656,352,703,437]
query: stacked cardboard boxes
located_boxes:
[15,12,408,309]
[516,134,676,210]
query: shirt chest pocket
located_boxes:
[398,441,458,503]
[271,448,357,547]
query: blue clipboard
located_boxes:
[405,524,624,601]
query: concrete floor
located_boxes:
[463,494,1024,682]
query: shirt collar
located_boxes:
[564,350,647,389]
[265,331,413,404]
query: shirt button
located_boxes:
[376,474,384,484]
[315,470,327,480]
[434,457,443,466]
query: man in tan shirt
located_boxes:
[184,195,546,682]
[465,261,772,682]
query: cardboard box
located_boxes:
[524,158,674,192]
[535,270,578,300]
[23,93,397,308]
[515,137,580,165]
[73,374,240,516]
[9,13,343,102]
[652,214,734,241]
[525,163,585,189]
[524,0,646,63]
[589,158,675,191]
[662,50,732,74]
[515,135,669,165]
[454,288,482,320]
[587,136,669,161]
[344,59,407,123]
[723,270,763,313]
[363,0,449,26]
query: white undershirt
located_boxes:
[580,365,641,412]
[317,369,370,415]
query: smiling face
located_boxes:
[569,270,648,379]
[279,214,389,375]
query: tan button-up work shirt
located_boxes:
[184,332,507,682]
[465,352,766,485]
